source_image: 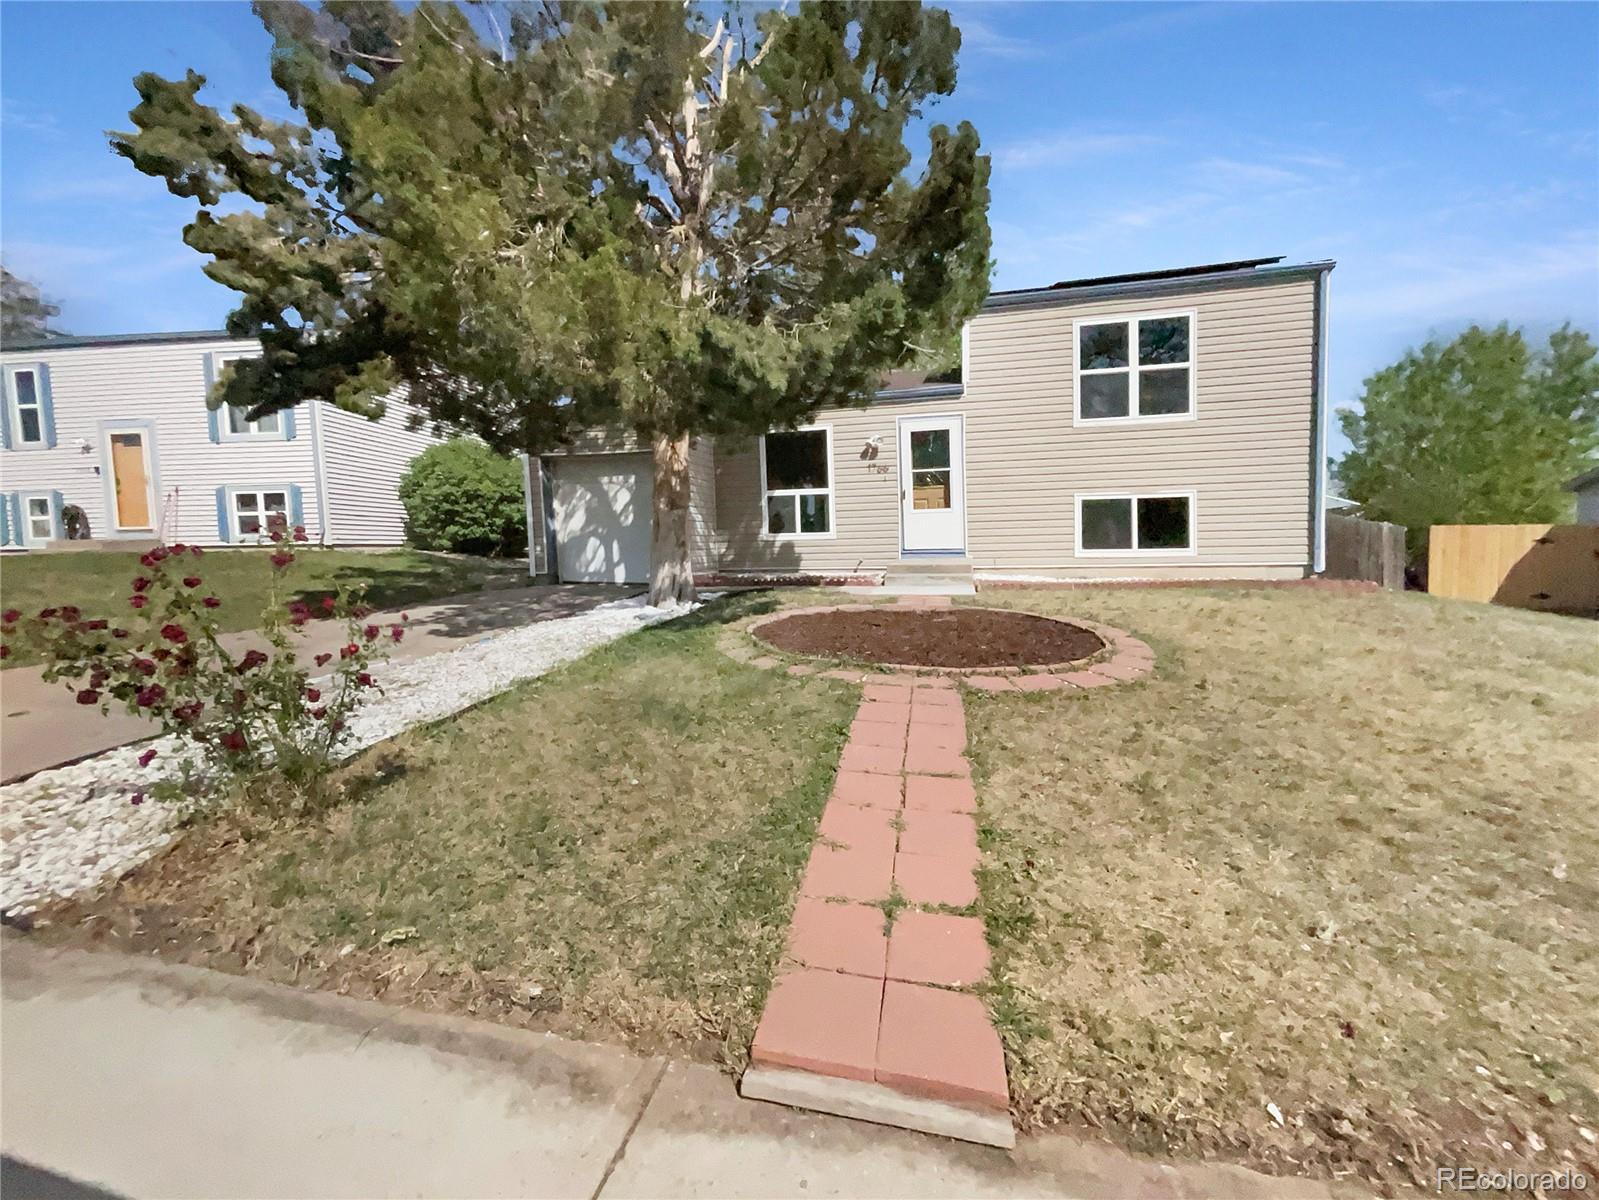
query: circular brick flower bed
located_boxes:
[752,606,1106,671]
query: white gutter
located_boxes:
[1311,267,1332,575]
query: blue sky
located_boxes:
[2,1,1595,459]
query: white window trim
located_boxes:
[758,423,836,541]
[1072,308,1198,427]
[212,353,281,440]
[1074,490,1199,557]
[6,365,46,447]
[227,485,292,543]
[20,492,55,546]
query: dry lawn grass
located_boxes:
[45,594,856,1068]
[965,585,1597,1191]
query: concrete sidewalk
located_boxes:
[0,584,632,783]
[0,939,1354,1200]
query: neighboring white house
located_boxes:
[0,331,444,550]
[1567,465,1599,526]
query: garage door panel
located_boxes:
[553,455,652,584]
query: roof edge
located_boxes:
[983,259,1336,312]
[1,329,242,352]
[1565,464,1599,491]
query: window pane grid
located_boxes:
[1077,314,1192,421]
[1079,494,1192,553]
[763,429,832,536]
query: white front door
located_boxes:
[899,415,965,553]
[552,454,653,583]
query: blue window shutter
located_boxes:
[0,373,12,451]
[0,492,11,546]
[214,487,231,543]
[5,493,20,547]
[288,484,305,531]
[282,405,298,441]
[203,354,221,443]
[37,364,56,448]
[49,489,64,540]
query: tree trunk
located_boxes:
[649,432,696,606]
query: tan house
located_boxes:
[523,255,1335,585]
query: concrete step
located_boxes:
[884,558,972,579]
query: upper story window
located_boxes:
[761,426,833,537]
[4,364,54,449]
[212,353,281,438]
[1075,311,1195,423]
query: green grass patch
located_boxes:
[1,547,523,667]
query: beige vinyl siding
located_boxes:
[687,435,720,571]
[0,338,323,547]
[318,391,445,545]
[715,275,1318,577]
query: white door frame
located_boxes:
[896,412,967,555]
[103,425,157,532]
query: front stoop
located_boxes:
[742,682,1016,1149]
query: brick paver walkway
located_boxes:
[750,606,1009,1113]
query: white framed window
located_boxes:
[230,488,290,542]
[213,353,280,438]
[1073,310,1196,423]
[760,425,834,538]
[7,366,47,446]
[1075,491,1196,555]
[22,493,55,545]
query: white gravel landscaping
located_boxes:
[0,596,696,915]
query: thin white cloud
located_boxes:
[992,131,1163,171]
[953,15,1045,61]
[1,97,60,137]
[23,173,160,204]
[1338,232,1599,323]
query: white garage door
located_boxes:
[552,454,653,584]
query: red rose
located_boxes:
[237,649,268,672]
[363,624,379,641]
[314,652,332,667]
[82,618,108,631]
[390,626,404,643]
[340,643,359,659]
[152,648,171,661]
[137,748,159,767]
[269,551,294,569]
[134,658,157,677]
[129,595,149,609]
[135,684,166,708]
[171,543,187,554]
[112,628,130,639]
[76,688,100,705]
[304,687,321,702]
[220,729,248,752]
[38,607,58,619]
[182,576,201,588]
[357,672,374,687]
[2,608,21,624]
[320,597,337,613]
[130,792,145,806]
[160,624,188,644]
[190,545,203,557]
[310,705,327,719]
[202,596,221,608]
[139,552,156,567]
[131,577,151,593]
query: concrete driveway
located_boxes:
[0,584,635,783]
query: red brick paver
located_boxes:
[831,771,902,810]
[788,899,889,978]
[887,911,991,988]
[904,774,977,813]
[751,968,883,1081]
[894,851,979,907]
[876,981,1008,1109]
[802,843,894,903]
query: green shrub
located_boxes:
[399,439,527,556]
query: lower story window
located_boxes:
[232,489,289,541]
[24,495,54,542]
[1078,493,1194,553]
[762,428,833,536]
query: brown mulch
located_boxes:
[755,607,1105,669]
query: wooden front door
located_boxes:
[109,432,152,529]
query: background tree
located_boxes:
[1337,323,1599,560]
[111,0,992,602]
[1,267,64,345]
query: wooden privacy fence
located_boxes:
[1325,514,1406,590]
[1428,524,1599,614]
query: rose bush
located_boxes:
[1,522,404,813]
